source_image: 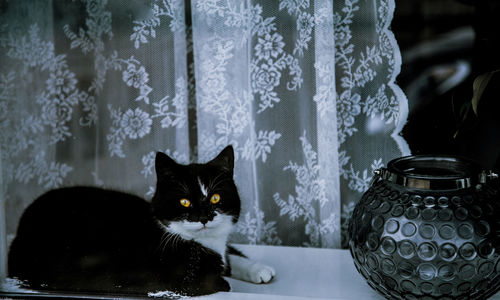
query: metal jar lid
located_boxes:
[375,155,497,190]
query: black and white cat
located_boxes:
[8,146,275,296]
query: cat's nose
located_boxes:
[199,213,214,225]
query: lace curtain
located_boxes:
[0,0,409,274]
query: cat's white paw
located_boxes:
[229,254,276,284]
[249,263,275,284]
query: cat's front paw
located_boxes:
[248,263,275,284]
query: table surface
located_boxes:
[2,243,500,300]
[196,244,500,300]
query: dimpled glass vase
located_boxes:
[348,155,500,300]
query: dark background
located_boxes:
[393,0,500,172]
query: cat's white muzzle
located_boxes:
[163,212,234,264]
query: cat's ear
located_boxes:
[209,145,234,174]
[155,152,179,178]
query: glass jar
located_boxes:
[348,155,499,299]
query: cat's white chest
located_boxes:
[193,233,229,264]
[163,213,233,266]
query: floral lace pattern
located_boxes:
[0,0,408,248]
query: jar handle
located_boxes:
[479,171,499,184]
[369,168,385,186]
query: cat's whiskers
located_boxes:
[156,231,170,253]
[171,181,189,195]
[161,235,171,254]
[177,181,189,194]
[210,178,231,192]
[167,233,182,252]
[158,232,171,254]
[174,234,183,250]
[207,173,225,192]
[160,232,181,255]
[156,221,185,255]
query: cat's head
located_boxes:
[151,146,240,238]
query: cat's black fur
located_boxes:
[8,146,240,296]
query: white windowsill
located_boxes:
[196,244,500,300]
[2,243,500,299]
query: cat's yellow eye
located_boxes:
[210,193,221,204]
[180,198,191,207]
